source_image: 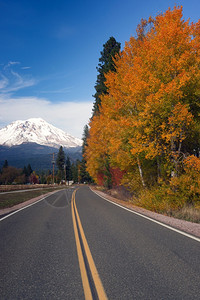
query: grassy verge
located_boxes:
[0,186,67,209]
[94,185,200,223]
[170,206,200,223]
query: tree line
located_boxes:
[84,6,200,213]
[0,147,91,185]
[0,160,36,185]
[55,145,92,184]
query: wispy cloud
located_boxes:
[21,66,31,70]
[0,95,93,138]
[4,61,20,69]
[0,74,9,89]
[0,61,93,138]
[0,62,36,93]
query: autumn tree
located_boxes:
[85,112,114,187]
[87,37,120,187]
[85,6,200,204]
[104,6,200,181]
[29,171,39,184]
[0,166,23,185]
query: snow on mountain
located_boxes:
[0,118,82,148]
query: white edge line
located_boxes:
[91,189,200,243]
[0,190,60,222]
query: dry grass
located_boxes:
[0,184,58,193]
[170,206,200,223]
[0,186,66,209]
[94,185,200,224]
[106,186,132,202]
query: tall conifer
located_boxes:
[92,36,121,116]
[56,146,65,171]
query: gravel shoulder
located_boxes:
[91,188,200,239]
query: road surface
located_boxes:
[1,186,200,299]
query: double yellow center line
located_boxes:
[71,190,108,300]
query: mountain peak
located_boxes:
[0,118,82,148]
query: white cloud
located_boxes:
[0,62,36,93]
[0,96,93,138]
[0,61,93,138]
[4,61,20,70]
[21,66,31,70]
[0,74,8,89]
[6,70,36,92]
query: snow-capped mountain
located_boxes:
[0,118,82,148]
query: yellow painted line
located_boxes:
[73,190,108,300]
[71,191,93,300]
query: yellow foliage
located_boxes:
[184,155,200,173]
[85,6,200,211]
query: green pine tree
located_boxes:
[27,164,33,176]
[3,160,8,169]
[65,156,72,185]
[71,160,79,183]
[92,36,121,116]
[80,125,92,183]
[56,146,65,181]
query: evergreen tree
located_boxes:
[82,124,89,154]
[27,164,33,176]
[40,171,47,184]
[23,164,33,183]
[71,160,79,183]
[92,36,121,116]
[65,156,72,184]
[80,125,92,183]
[56,170,63,184]
[87,37,120,186]
[56,146,65,181]
[3,160,8,169]
[56,146,65,171]
[23,166,28,183]
[23,166,28,176]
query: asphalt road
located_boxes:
[0,187,83,299]
[1,186,200,299]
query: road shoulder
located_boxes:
[91,187,200,238]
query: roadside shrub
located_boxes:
[169,156,200,207]
[133,156,200,214]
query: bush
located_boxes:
[133,156,200,215]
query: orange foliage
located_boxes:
[184,155,200,174]
[85,6,200,189]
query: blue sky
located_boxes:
[0,0,200,138]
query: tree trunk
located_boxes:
[157,156,161,182]
[137,156,146,187]
[170,136,177,177]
